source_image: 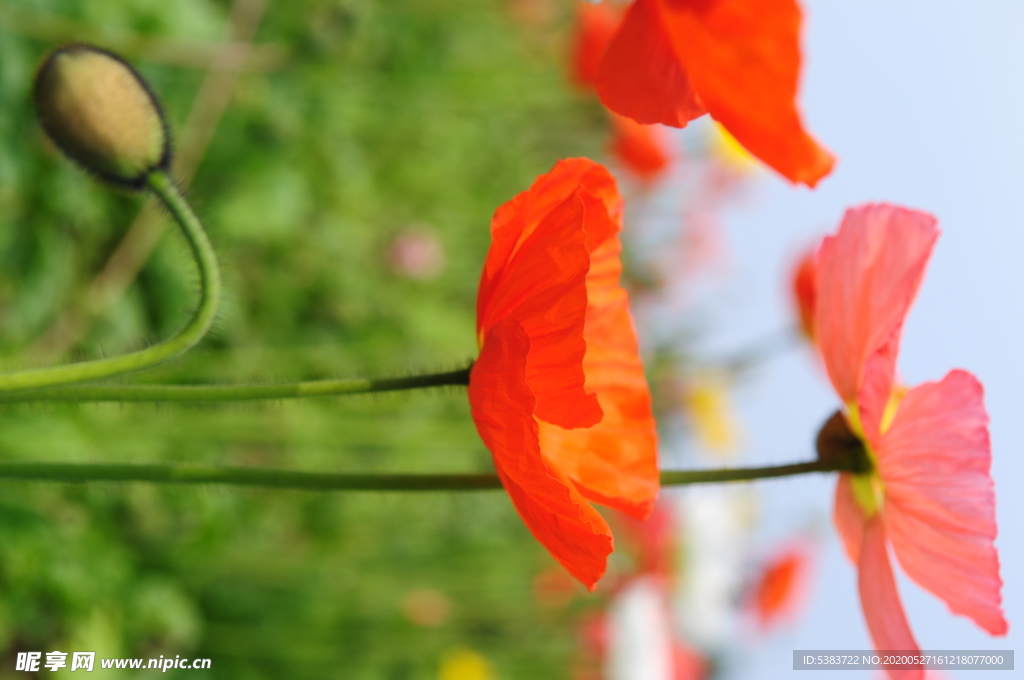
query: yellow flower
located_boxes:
[683,370,741,457]
[439,648,493,680]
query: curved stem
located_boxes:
[0,458,845,491]
[0,171,220,393]
[0,366,473,403]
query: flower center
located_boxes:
[815,408,882,517]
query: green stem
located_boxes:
[0,171,220,393]
[659,460,835,484]
[0,462,502,491]
[0,367,473,403]
[0,459,844,491]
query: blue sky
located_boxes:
[699,2,1023,677]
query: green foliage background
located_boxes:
[0,0,614,676]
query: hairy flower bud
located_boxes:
[33,45,170,188]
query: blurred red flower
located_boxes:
[469,158,659,589]
[812,204,1007,674]
[572,1,623,89]
[790,245,818,341]
[749,543,812,628]
[594,0,834,186]
[608,113,673,183]
[572,3,674,183]
[618,501,676,581]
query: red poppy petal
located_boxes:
[609,113,673,182]
[859,518,923,678]
[791,245,818,341]
[595,0,707,127]
[834,472,866,564]
[477,185,588,336]
[880,371,1008,636]
[572,157,626,237]
[539,223,659,520]
[498,466,613,591]
[476,159,631,430]
[814,205,938,444]
[477,180,602,429]
[573,1,623,89]
[752,544,810,627]
[476,160,620,323]
[658,0,834,186]
[477,159,619,283]
[469,319,614,589]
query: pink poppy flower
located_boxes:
[812,204,1007,676]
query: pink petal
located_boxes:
[859,517,923,680]
[833,473,867,564]
[814,204,938,445]
[880,370,1008,635]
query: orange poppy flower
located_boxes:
[594,0,834,187]
[469,158,659,589]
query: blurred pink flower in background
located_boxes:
[387,226,446,280]
[400,588,451,627]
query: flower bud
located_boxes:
[34,45,170,188]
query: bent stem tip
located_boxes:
[0,170,220,393]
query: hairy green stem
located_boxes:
[0,459,845,491]
[0,366,473,403]
[0,171,220,392]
